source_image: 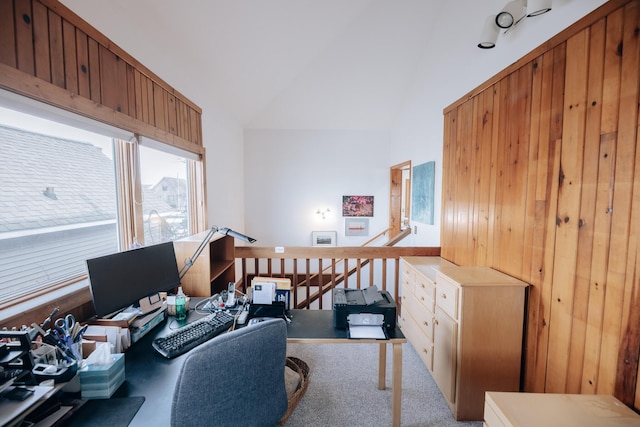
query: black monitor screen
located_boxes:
[86,241,180,318]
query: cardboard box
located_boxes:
[79,353,125,399]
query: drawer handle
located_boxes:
[422,349,429,355]
[423,320,429,327]
[441,293,447,299]
[420,284,425,289]
[434,319,439,326]
[420,296,425,302]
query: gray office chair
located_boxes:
[170,318,288,427]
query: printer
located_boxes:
[333,286,397,330]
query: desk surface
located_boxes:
[114,308,404,426]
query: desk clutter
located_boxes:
[0,308,130,426]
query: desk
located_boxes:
[114,307,406,426]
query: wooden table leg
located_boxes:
[391,342,402,427]
[378,342,387,390]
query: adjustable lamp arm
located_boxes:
[178,226,256,281]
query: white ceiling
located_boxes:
[60,0,443,130]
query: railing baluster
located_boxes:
[234,246,440,309]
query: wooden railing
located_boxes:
[235,246,440,310]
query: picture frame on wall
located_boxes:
[345,218,369,236]
[312,231,337,246]
[342,195,374,217]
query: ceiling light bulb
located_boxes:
[496,0,526,29]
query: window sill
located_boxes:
[0,280,93,329]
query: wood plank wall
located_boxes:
[442,0,640,408]
[0,0,203,155]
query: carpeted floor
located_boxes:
[283,342,482,427]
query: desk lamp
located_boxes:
[178,226,256,281]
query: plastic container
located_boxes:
[175,287,187,321]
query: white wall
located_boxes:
[390,0,608,247]
[244,129,390,246]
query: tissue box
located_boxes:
[79,353,125,399]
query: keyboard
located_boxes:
[152,311,235,358]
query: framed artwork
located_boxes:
[345,218,369,236]
[342,195,374,217]
[411,161,435,225]
[312,231,337,246]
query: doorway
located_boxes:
[389,161,411,240]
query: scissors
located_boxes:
[55,314,77,338]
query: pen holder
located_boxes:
[69,341,83,362]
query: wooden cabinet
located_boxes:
[400,257,455,373]
[172,232,235,297]
[400,257,528,421]
[484,391,640,427]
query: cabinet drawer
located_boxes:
[401,262,416,283]
[414,276,436,312]
[403,294,435,341]
[400,312,433,371]
[402,272,415,296]
[483,398,508,427]
[436,273,459,320]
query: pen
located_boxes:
[41,307,59,330]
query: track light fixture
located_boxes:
[478,0,552,49]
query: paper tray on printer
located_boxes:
[347,313,387,339]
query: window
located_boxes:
[0,100,203,305]
[139,145,190,245]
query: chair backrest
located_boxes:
[170,318,288,427]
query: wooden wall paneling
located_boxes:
[32,0,51,82]
[178,100,190,142]
[75,29,90,98]
[99,45,128,114]
[47,9,64,89]
[581,17,609,397]
[522,59,543,287]
[598,4,635,397]
[474,88,495,266]
[509,66,532,278]
[190,107,201,145]
[492,76,512,273]
[526,49,559,392]
[566,23,607,395]
[133,69,144,122]
[126,63,135,118]
[167,94,177,135]
[531,42,566,393]
[0,1,17,68]
[62,19,77,94]
[545,28,590,394]
[487,83,501,269]
[457,100,474,264]
[87,37,100,103]
[153,81,167,131]
[613,0,640,404]
[441,110,455,261]
[14,0,35,75]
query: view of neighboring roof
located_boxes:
[0,124,176,235]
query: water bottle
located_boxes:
[175,286,187,321]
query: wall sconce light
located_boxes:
[478,0,552,49]
[316,208,331,219]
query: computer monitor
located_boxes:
[86,241,181,318]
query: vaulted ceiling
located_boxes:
[60,0,443,130]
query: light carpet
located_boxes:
[283,341,482,427]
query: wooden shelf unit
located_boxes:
[400,257,528,421]
[173,232,235,297]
